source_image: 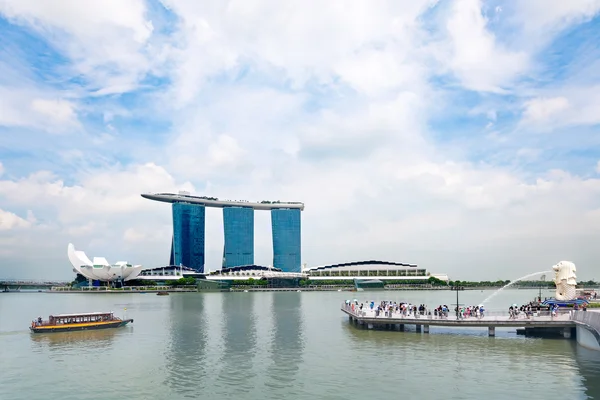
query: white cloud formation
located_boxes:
[0,163,194,224]
[1,0,600,282]
[0,88,80,132]
[516,0,600,35]
[522,96,570,123]
[0,0,154,93]
[520,87,600,130]
[444,0,528,92]
[31,99,79,127]
[0,208,34,230]
[160,0,436,106]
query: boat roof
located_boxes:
[49,311,114,318]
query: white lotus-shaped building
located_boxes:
[68,243,143,282]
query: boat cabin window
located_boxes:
[48,313,113,324]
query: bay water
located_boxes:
[1,289,599,399]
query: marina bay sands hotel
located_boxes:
[141,192,304,273]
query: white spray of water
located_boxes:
[480,270,550,306]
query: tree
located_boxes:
[172,277,197,286]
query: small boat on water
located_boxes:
[30,312,133,333]
[157,291,169,296]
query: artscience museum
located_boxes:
[67,243,143,283]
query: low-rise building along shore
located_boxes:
[302,260,449,282]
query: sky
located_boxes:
[1,0,600,281]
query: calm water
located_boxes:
[1,289,600,399]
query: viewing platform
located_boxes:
[341,303,576,337]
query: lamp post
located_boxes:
[538,274,546,302]
[451,285,464,320]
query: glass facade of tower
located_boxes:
[172,203,206,272]
[222,207,254,268]
[271,208,301,272]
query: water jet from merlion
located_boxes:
[480,260,579,306]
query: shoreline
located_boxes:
[20,285,596,294]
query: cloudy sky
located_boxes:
[1,0,600,281]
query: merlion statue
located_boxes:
[552,261,577,301]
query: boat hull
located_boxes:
[30,319,133,333]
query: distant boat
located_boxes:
[157,291,169,296]
[30,311,133,333]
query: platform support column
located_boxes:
[416,325,422,333]
[399,324,404,331]
[488,326,495,337]
[423,325,430,334]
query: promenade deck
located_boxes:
[341,303,575,337]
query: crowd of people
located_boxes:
[344,300,487,319]
[506,300,589,319]
[345,297,594,320]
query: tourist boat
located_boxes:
[157,291,169,296]
[30,312,133,333]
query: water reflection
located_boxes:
[30,328,119,351]
[575,345,600,399]
[265,292,304,391]
[342,322,585,397]
[164,295,208,397]
[215,294,257,388]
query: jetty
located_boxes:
[341,302,576,338]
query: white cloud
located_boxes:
[522,96,570,123]
[160,0,436,105]
[0,88,80,132]
[516,0,600,35]
[444,0,528,92]
[520,87,600,130]
[0,163,194,224]
[1,0,600,282]
[0,209,33,230]
[0,0,154,93]
[123,227,146,243]
[31,99,79,127]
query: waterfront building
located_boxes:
[303,260,449,282]
[67,243,143,282]
[141,192,305,273]
[207,265,306,288]
[136,265,206,284]
[207,265,306,280]
[205,261,449,284]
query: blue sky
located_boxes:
[1,0,600,281]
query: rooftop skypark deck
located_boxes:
[141,192,305,210]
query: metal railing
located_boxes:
[341,303,571,322]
